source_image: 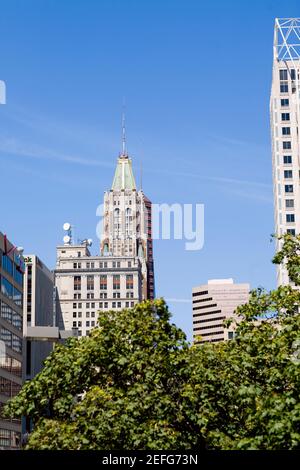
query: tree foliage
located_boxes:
[4,234,300,449]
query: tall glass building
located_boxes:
[0,232,24,449]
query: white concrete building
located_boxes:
[270,18,300,285]
[55,242,143,337]
[192,279,250,343]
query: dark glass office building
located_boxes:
[0,232,24,449]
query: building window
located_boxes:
[286,214,295,223]
[73,321,76,327]
[128,261,132,268]
[87,275,94,291]
[86,312,90,318]
[2,255,13,276]
[87,293,94,299]
[86,321,90,327]
[73,312,76,318]
[291,69,296,80]
[126,301,129,307]
[113,292,120,299]
[112,302,116,308]
[104,302,108,308]
[287,229,296,235]
[285,185,293,193]
[283,155,292,164]
[74,276,81,291]
[126,274,134,290]
[281,98,289,107]
[78,321,82,327]
[113,275,120,290]
[99,302,103,308]
[77,252,81,258]
[100,292,107,299]
[73,302,76,308]
[282,127,291,135]
[131,302,134,307]
[86,262,90,269]
[117,302,121,308]
[284,170,293,178]
[283,141,292,149]
[91,312,95,317]
[280,82,288,93]
[279,69,288,80]
[78,312,82,318]
[126,291,134,299]
[228,332,235,340]
[286,199,294,208]
[91,321,95,327]
[114,208,121,238]
[281,113,290,121]
[100,275,107,290]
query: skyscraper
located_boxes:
[270,18,300,285]
[55,122,155,336]
[192,279,250,344]
[101,147,155,300]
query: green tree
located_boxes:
[4,234,300,449]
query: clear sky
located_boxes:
[1,0,299,340]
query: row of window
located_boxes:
[192,303,217,311]
[0,327,22,353]
[74,274,134,291]
[192,297,213,305]
[0,254,23,287]
[192,290,208,297]
[194,323,224,331]
[0,428,21,448]
[73,291,135,300]
[0,354,22,377]
[72,260,133,269]
[279,69,297,81]
[0,300,22,330]
[73,300,136,314]
[73,320,96,328]
[0,276,22,307]
[0,377,21,398]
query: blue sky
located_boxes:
[0,0,299,340]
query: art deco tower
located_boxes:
[100,119,155,300]
[270,18,300,285]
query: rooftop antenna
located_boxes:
[122,99,126,156]
[63,222,73,245]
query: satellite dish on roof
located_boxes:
[87,239,93,246]
[63,222,71,231]
[63,235,71,245]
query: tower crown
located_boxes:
[111,155,136,190]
